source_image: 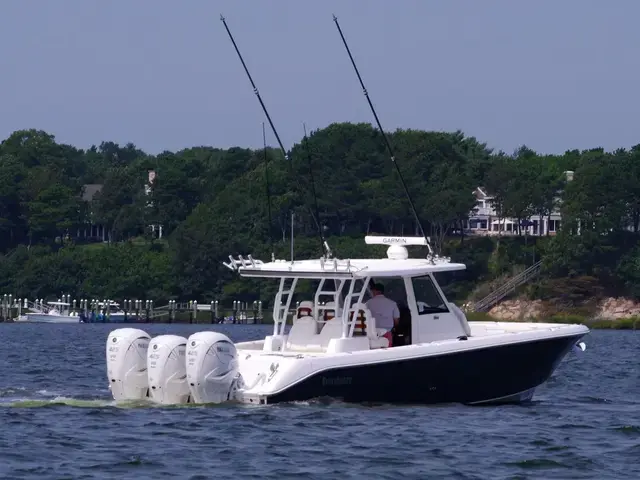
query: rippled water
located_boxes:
[0,323,638,479]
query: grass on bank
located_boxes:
[466,311,639,330]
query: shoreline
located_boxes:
[465,296,640,330]
[465,311,639,330]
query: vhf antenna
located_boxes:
[332,14,434,256]
[220,15,329,258]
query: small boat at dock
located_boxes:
[19,301,82,324]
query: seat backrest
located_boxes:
[285,315,318,349]
[349,303,391,348]
[348,303,375,338]
[317,318,344,349]
[351,309,366,336]
[296,300,314,320]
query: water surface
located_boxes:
[0,324,638,479]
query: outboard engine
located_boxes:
[147,334,190,405]
[186,331,240,404]
[106,328,151,401]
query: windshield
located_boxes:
[410,275,449,314]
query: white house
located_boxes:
[463,171,573,237]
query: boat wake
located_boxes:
[0,386,147,408]
[0,385,346,409]
[1,397,116,408]
[0,387,127,408]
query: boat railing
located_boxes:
[223,253,361,274]
[341,280,370,336]
[223,255,264,271]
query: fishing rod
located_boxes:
[220,15,329,258]
[262,122,274,259]
[331,14,434,256]
[302,122,332,258]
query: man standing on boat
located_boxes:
[366,281,400,347]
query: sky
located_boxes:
[0,0,638,156]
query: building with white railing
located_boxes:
[463,171,573,237]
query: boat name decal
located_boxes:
[321,376,352,386]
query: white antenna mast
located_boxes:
[290,212,295,263]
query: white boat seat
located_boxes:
[367,326,389,349]
[285,311,389,352]
[369,336,389,349]
[352,303,388,349]
[285,315,318,350]
[317,318,344,349]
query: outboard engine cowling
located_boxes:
[147,334,190,405]
[186,331,239,404]
[106,328,151,401]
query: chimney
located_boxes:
[564,170,574,182]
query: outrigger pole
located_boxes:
[331,14,434,256]
[220,15,330,259]
[262,122,274,260]
[302,122,332,258]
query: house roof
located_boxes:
[473,186,494,199]
[82,184,103,202]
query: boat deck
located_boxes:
[235,321,589,358]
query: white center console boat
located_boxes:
[105,236,588,406]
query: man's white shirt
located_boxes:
[365,295,399,330]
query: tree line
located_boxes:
[1,123,639,306]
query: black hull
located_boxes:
[266,333,585,405]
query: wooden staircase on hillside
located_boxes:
[470,260,543,313]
